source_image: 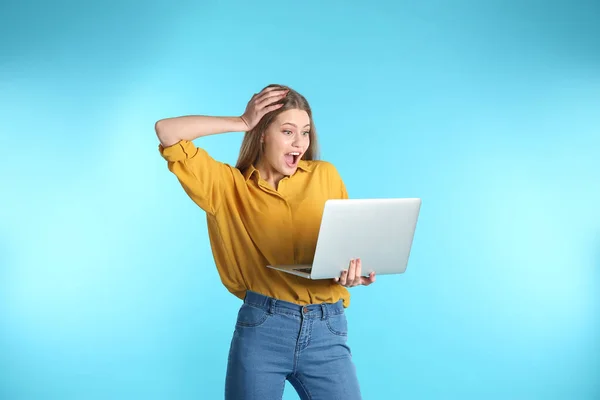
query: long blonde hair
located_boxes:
[235,84,319,172]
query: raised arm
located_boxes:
[155,116,248,147]
[155,86,288,147]
[156,87,289,215]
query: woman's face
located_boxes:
[259,108,311,179]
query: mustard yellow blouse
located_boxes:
[159,140,352,307]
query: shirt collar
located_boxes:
[243,160,313,181]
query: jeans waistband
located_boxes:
[243,290,345,319]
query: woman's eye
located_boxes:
[283,130,292,135]
[303,131,310,136]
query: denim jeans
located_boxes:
[225,290,362,400]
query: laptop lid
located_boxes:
[309,198,421,279]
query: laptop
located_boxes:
[266,198,421,279]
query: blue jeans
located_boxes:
[225,291,362,400]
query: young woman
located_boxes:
[155,84,376,400]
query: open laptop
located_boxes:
[266,198,421,279]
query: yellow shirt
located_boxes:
[159,140,352,307]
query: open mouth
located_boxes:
[284,152,301,167]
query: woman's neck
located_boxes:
[255,161,285,190]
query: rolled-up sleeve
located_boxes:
[159,140,232,215]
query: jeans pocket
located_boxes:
[235,303,270,328]
[326,312,348,336]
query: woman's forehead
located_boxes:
[273,109,310,126]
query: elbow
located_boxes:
[155,119,167,140]
[155,119,177,147]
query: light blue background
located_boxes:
[1,1,599,399]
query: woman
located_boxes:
[155,84,376,400]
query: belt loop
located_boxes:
[320,303,328,320]
[268,298,277,315]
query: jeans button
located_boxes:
[303,307,309,314]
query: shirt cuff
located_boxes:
[158,140,198,162]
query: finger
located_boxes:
[255,90,288,109]
[255,104,284,122]
[347,259,356,284]
[361,272,376,286]
[260,102,284,114]
[354,258,362,285]
[255,89,287,103]
[339,270,348,286]
[257,86,287,96]
[255,87,288,102]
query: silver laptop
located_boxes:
[266,198,421,279]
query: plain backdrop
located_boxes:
[1,0,599,399]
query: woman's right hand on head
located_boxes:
[240,87,288,131]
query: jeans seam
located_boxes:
[326,316,348,336]
[235,305,271,328]
[289,374,312,400]
[235,315,269,327]
[305,319,313,348]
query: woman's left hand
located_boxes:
[334,258,376,287]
